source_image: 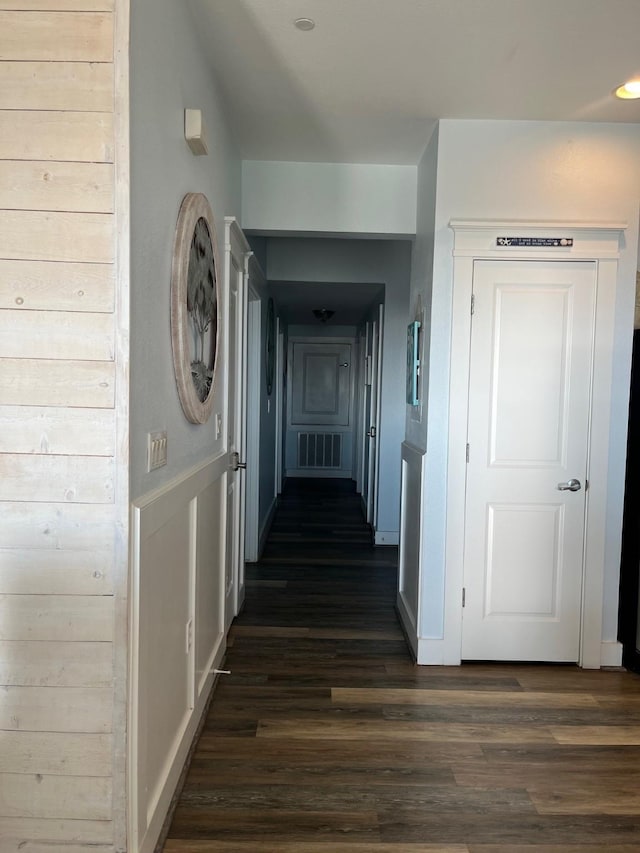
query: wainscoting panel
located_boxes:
[130,454,228,853]
[397,441,425,658]
[195,477,226,699]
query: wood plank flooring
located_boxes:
[163,478,640,852]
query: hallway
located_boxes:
[162,479,640,852]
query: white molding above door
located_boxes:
[445,219,627,669]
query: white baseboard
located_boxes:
[374,530,399,545]
[600,640,623,667]
[414,640,624,668]
[416,638,447,665]
[396,592,417,659]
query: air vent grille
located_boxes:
[298,432,342,469]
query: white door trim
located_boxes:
[223,217,251,626]
[372,303,384,536]
[274,320,284,496]
[445,219,626,669]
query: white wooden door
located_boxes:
[224,223,248,631]
[354,329,366,491]
[274,320,284,495]
[286,338,354,477]
[462,260,596,662]
[290,341,352,426]
[365,308,383,525]
[360,322,373,514]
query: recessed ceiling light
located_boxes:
[294,17,315,31]
[614,80,640,99]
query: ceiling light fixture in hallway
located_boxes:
[312,307,335,323]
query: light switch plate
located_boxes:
[147,431,167,471]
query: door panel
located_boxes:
[291,342,351,426]
[462,260,595,662]
[360,323,372,511]
[285,337,355,478]
[224,230,247,631]
[365,306,383,526]
[484,503,562,617]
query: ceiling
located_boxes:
[188,0,640,166]
[269,280,385,325]
[189,1,640,323]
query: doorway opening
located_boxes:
[243,234,412,562]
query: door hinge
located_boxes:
[466,443,470,463]
[462,587,466,608]
[471,293,475,315]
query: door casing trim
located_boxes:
[445,219,626,668]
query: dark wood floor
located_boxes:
[163,478,640,853]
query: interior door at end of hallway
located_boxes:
[461,260,596,663]
[290,341,352,427]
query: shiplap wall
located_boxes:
[0,2,126,851]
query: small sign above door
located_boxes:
[497,237,574,247]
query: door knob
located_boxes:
[230,451,246,472]
[557,478,581,492]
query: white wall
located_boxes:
[242,161,417,237]
[266,238,411,538]
[406,126,439,452]
[416,119,640,648]
[130,0,241,501]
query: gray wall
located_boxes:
[130,0,241,501]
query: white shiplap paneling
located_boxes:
[0,7,120,845]
[0,549,113,595]
[0,61,113,111]
[0,259,115,313]
[0,11,113,61]
[0,160,114,212]
[0,111,114,162]
[0,310,114,360]
[0,640,112,687]
[0,686,112,732]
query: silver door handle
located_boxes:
[557,478,581,492]
[367,426,376,438]
[230,451,246,472]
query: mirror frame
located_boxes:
[170,192,221,424]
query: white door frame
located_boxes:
[444,219,626,669]
[353,329,366,490]
[360,321,372,514]
[372,303,384,535]
[223,217,251,627]
[274,319,284,496]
